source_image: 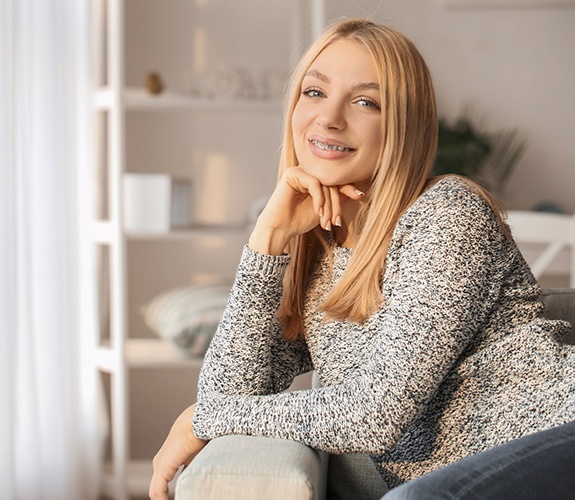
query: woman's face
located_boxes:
[291,39,383,189]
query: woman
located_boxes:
[149,18,575,499]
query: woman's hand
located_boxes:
[149,403,208,500]
[249,166,364,255]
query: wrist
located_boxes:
[248,224,292,256]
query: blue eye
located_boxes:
[302,88,324,98]
[357,98,381,110]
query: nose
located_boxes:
[316,99,346,130]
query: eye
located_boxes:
[355,97,381,111]
[302,87,325,99]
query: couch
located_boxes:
[175,288,575,500]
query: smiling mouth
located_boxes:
[310,139,354,152]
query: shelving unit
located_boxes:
[90,1,325,498]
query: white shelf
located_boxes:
[95,87,282,111]
[95,221,245,244]
[97,339,205,370]
[125,223,247,241]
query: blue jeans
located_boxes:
[382,420,575,499]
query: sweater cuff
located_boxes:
[192,395,233,440]
[240,245,291,278]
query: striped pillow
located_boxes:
[141,284,231,356]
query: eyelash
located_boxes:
[301,87,324,99]
[301,87,381,111]
[356,97,381,111]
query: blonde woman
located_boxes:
[149,19,575,499]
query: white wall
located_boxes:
[328,0,575,213]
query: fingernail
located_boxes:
[319,206,324,217]
[335,215,342,227]
[355,189,365,197]
[325,220,332,231]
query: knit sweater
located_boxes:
[193,176,575,487]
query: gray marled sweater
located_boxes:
[193,176,575,487]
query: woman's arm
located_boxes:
[197,246,313,398]
[192,181,508,455]
[198,166,365,398]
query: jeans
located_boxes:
[382,420,575,500]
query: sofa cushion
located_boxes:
[540,288,575,344]
[176,435,327,500]
[327,453,389,500]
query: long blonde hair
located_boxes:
[278,19,439,340]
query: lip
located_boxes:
[307,134,356,158]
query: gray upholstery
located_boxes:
[176,289,574,499]
[327,453,388,499]
[176,435,327,500]
[541,288,575,344]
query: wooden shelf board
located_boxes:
[95,87,281,111]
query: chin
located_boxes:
[299,165,347,186]
[312,174,345,187]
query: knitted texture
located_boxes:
[193,176,575,487]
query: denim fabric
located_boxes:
[382,420,575,500]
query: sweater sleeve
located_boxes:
[196,245,313,399]
[193,180,507,454]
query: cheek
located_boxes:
[291,106,308,160]
[291,106,303,137]
[292,99,315,136]
[366,128,382,161]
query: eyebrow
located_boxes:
[304,69,380,92]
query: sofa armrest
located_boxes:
[175,435,328,500]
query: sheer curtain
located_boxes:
[0,1,101,499]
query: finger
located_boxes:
[149,454,179,499]
[321,185,333,230]
[328,186,343,228]
[338,184,366,201]
[148,474,169,500]
[284,167,325,216]
[306,177,326,218]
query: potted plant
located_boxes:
[433,114,526,195]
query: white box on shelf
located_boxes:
[123,173,171,233]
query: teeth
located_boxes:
[312,139,351,152]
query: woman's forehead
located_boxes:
[304,39,379,86]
